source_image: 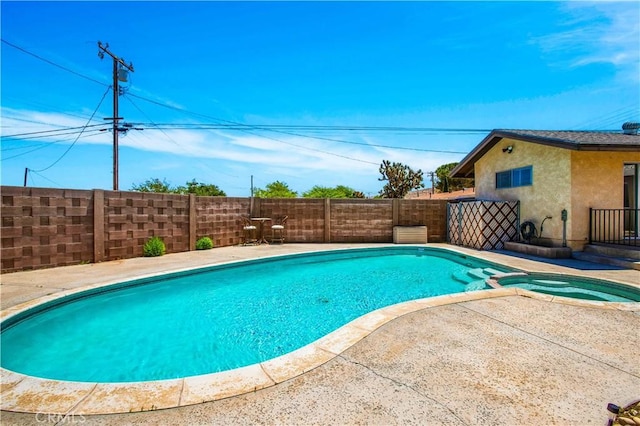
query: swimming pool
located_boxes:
[493,273,640,303]
[0,247,510,383]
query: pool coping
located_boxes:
[2,245,639,415]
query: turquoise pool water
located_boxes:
[496,274,640,303]
[0,247,508,383]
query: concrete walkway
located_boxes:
[1,244,639,425]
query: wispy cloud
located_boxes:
[1,107,374,171]
[2,106,465,190]
[532,2,639,80]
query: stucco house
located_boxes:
[450,125,640,251]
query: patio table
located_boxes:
[251,217,272,244]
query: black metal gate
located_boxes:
[589,208,639,247]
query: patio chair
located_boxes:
[240,215,258,245]
[270,215,288,244]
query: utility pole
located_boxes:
[98,41,134,191]
[250,175,255,217]
[427,171,435,195]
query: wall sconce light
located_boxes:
[502,145,513,154]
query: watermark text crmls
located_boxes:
[35,412,86,424]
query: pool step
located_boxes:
[531,279,570,286]
[483,268,504,277]
[465,280,488,292]
[452,267,499,284]
[467,268,490,280]
[452,270,477,284]
[453,267,507,285]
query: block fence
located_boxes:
[1,186,448,273]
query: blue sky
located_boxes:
[1,1,638,196]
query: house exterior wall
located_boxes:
[475,138,572,246]
[570,150,640,247]
[474,137,640,250]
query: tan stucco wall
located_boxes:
[475,138,640,250]
[570,151,640,248]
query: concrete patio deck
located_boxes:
[1,243,638,425]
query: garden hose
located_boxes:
[520,221,537,242]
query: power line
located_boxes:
[129,122,474,154]
[259,131,380,165]
[1,95,98,122]
[123,95,240,179]
[3,129,105,143]
[1,39,108,87]
[594,110,639,130]
[122,95,179,147]
[1,113,98,129]
[247,126,469,154]
[568,105,638,130]
[0,116,86,128]
[127,92,477,136]
[122,122,492,133]
[127,93,380,165]
[135,123,467,154]
[1,131,105,157]
[1,123,105,139]
[28,169,63,187]
[2,143,63,160]
[1,142,51,153]
[126,93,470,159]
[29,86,111,173]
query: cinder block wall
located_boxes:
[1,186,449,273]
[102,191,191,260]
[1,187,94,272]
[397,199,448,241]
[330,199,393,242]
[260,198,326,242]
[196,196,251,247]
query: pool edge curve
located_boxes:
[2,245,639,415]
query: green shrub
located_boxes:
[196,236,214,250]
[143,236,166,257]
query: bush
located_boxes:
[143,236,166,257]
[195,236,214,250]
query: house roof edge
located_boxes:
[449,129,640,178]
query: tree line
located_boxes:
[131,161,473,198]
